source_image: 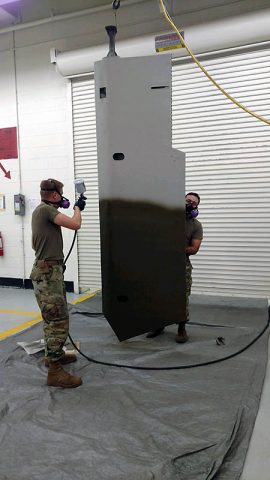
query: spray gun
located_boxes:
[74,178,87,211]
[74,178,86,196]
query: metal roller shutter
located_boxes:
[172,48,270,297]
[72,76,101,291]
[72,47,270,297]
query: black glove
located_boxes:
[74,195,86,211]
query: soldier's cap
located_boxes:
[40,179,63,192]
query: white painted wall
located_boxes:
[16,43,79,288]
[0,38,79,287]
[0,46,25,280]
[0,0,269,290]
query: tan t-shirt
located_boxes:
[32,202,63,261]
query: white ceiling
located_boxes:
[0,0,108,27]
[0,0,269,29]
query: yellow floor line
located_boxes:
[70,289,100,305]
[0,314,42,341]
[0,289,100,340]
[0,309,39,315]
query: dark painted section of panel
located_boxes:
[99,199,186,341]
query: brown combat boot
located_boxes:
[44,353,77,367]
[47,361,82,388]
[175,324,189,343]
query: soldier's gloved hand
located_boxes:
[74,195,87,211]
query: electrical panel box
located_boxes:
[14,194,25,216]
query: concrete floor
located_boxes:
[0,286,269,479]
[0,286,86,341]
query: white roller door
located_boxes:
[172,48,270,297]
[72,76,101,291]
[72,47,270,297]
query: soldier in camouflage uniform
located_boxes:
[30,178,85,388]
[147,192,203,343]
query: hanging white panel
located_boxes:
[71,76,101,291]
[172,48,270,297]
[94,54,185,340]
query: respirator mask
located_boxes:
[41,180,70,209]
[57,195,70,209]
[47,191,70,209]
[186,202,199,219]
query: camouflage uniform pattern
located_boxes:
[184,217,203,326]
[185,259,193,324]
[30,262,69,362]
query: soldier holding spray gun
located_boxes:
[30,178,86,388]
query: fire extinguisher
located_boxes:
[0,232,3,256]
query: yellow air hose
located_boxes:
[159,0,270,126]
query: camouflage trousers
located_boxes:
[30,262,69,362]
[184,260,193,324]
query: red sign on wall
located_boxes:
[0,127,18,160]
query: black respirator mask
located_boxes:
[186,202,199,219]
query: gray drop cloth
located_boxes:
[0,294,269,480]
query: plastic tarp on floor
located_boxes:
[0,294,269,480]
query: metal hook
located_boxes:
[112,0,120,10]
